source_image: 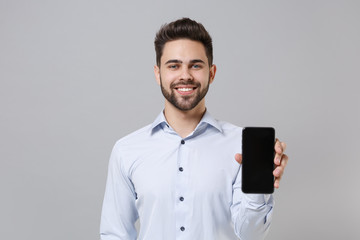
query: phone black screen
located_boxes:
[242,127,275,194]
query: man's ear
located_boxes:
[154,65,161,85]
[209,64,217,84]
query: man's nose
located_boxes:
[180,67,193,81]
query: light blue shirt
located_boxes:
[100,111,274,240]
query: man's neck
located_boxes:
[163,101,206,139]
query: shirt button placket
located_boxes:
[175,138,189,238]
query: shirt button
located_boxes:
[179,197,184,201]
[181,140,185,144]
[180,226,185,231]
[179,167,183,172]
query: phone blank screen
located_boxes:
[242,127,275,194]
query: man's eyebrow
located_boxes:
[165,59,182,65]
[190,59,205,64]
[164,59,206,65]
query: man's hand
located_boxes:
[235,139,289,189]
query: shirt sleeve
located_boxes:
[100,143,139,240]
[230,166,274,240]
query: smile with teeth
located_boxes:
[175,86,197,95]
[178,88,194,92]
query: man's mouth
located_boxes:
[174,86,197,95]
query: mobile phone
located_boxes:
[241,127,275,194]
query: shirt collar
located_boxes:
[150,110,168,132]
[199,110,223,133]
[150,109,223,135]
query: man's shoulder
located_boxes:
[114,124,153,148]
[216,119,243,133]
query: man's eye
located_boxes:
[169,65,178,69]
[192,64,202,69]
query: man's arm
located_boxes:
[231,139,288,239]
[230,172,274,240]
[100,144,138,240]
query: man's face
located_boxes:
[154,39,216,111]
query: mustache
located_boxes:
[170,81,200,89]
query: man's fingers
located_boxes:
[274,153,282,165]
[274,139,287,165]
[273,155,288,177]
[275,139,284,154]
[273,154,288,189]
[273,166,283,178]
[234,153,242,164]
[281,154,289,168]
[273,139,288,189]
[281,141,287,152]
[274,177,281,189]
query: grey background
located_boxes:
[1,0,359,239]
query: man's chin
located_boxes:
[172,103,195,111]
[171,97,198,111]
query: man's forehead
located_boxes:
[161,39,208,64]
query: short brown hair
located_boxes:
[154,18,213,67]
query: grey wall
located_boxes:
[1,0,359,239]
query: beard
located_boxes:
[160,76,210,111]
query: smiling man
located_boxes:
[100,18,288,240]
[157,40,214,111]
[154,38,216,138]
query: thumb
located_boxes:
[234,153,242,164]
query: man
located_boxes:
[100,18,288,240]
